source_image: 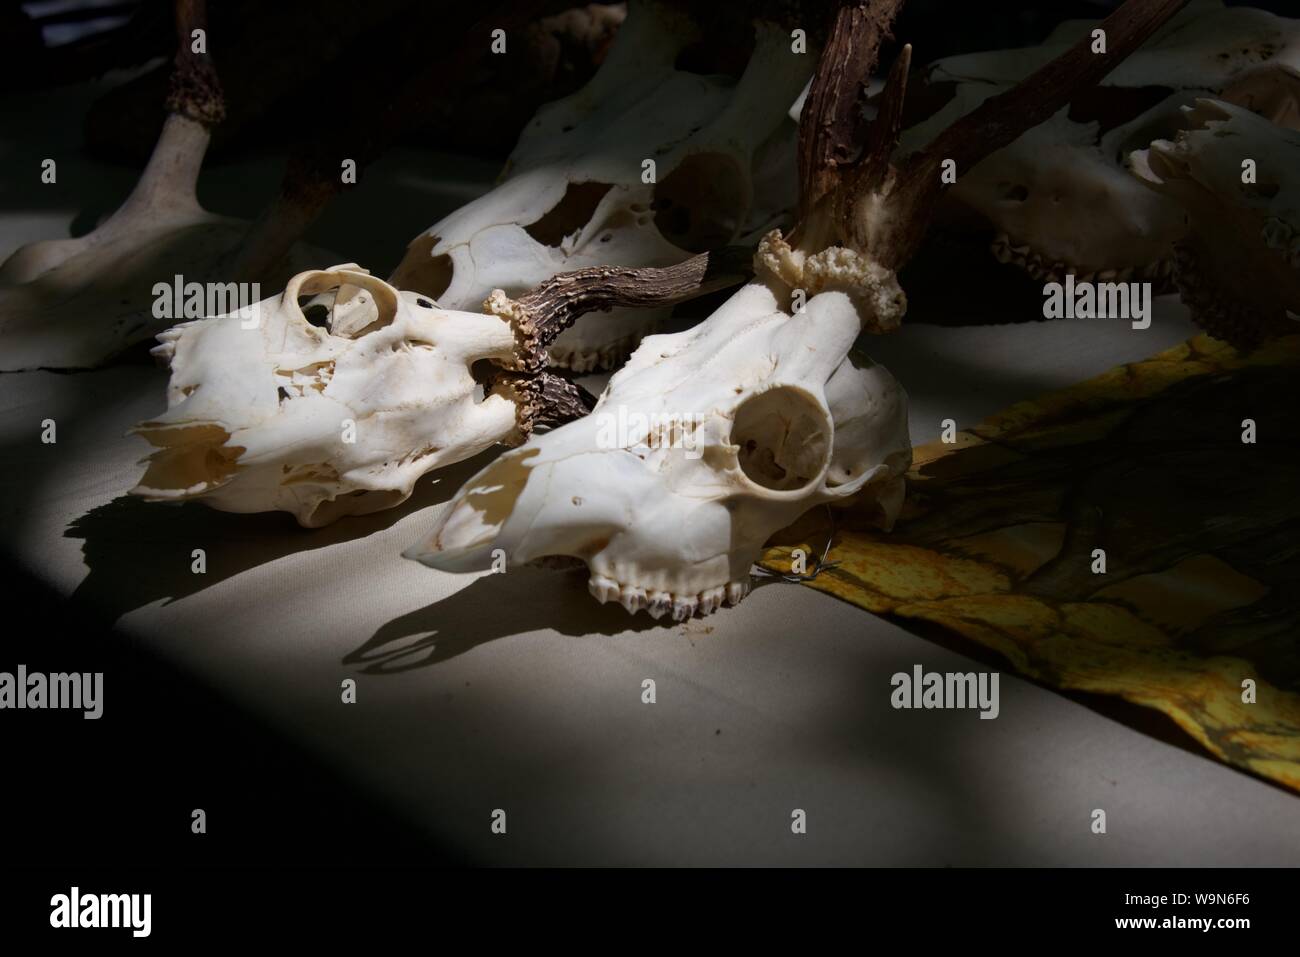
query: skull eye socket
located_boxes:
[298,300,330,327]
[290,270,401,339]
[731,386,832,493]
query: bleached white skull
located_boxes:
[0,114,329,372]
[1129,97,1300,345]
[405,281,911,620]
[131,265,529,527]
[899,0,1300,285]
[389,0,808,372]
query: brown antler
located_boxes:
[486,245,754,373]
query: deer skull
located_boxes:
[1129,97,1300,345]
[130,265,529,527]
[899,0,1300,285]
[389,0,809,371]
[404,281,911,619]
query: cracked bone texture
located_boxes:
[1130,97,1300,345]
[389,0,809,372]
[405,281,911,620]
[0,114,333,372]
[130,265,523,528]
[898,0,1300,284]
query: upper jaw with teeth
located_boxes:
[403,283,912,619]
[988,232,1175,287]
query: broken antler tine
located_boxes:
[856,43,912,186]
[882,0,1191,269]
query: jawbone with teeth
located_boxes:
[404,282,911,619]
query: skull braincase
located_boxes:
[899,0,1300,281]
[389,0,809,372]
[131,266,521,527]
[406,283,911,620]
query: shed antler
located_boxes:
[758,0,1192,332]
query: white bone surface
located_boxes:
[131,266,521,527]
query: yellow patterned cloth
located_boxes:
[761,334,1300,792]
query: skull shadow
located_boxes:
[63,447,502,625]
[348,564,663,672]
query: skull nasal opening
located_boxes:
[653,152,747,253]
[732,386,832,493]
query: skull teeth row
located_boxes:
[990,233,1175,285]
[588,575,752,621]
[548,323,660,374]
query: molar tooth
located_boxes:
[698,586,725,616]
[726,581,751,606]
[620,584,647,614]
[647,591,672,619]
[588,575,620,604]
[671,596,697,621]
